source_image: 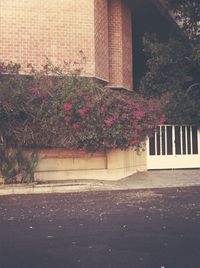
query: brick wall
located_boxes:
[122,4,133,90]
[108,0,123,88]
[0,0,133,90]
[0,0,95,76]
[94,0,109,82]
[108,0,133,90]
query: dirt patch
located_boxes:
[112,190,163,207]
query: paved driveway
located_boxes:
[119,169,200,189]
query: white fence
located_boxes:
[147,125,200,169]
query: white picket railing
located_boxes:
[147,125,200,169]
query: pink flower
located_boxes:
[72,124,80,129]
[131,139,137,145]
[78,108,86,116]
[75,68,81,73]
[157,115,166,125]
[134,125,142,132]
[63,103,72,111]
[29,87,49,97]
[105,117,115,126]
[100,107,105,113]
[85,103,92,110]
[135,110,145,120]
[78,91,84,96]
[43,64,48,70]
[64,116,70,122]
[127,100,134,108]
[27,63,32,68]
[30,87,40,95]
[147,124,154,129]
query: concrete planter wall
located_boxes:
[0,147,147,183]
[34,147,147,182]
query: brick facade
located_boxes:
[0,0,96,76]
[94,0,109,82]
[108,0,133,90]
[122,4,133,90]
[0,0,133,90]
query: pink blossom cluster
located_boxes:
[29,87,49,97]
[62,88,165,151]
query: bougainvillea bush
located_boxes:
[63,89,165,151]
[0,60,165,152]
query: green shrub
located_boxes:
[0,59,165,153]
[0,144,38,184]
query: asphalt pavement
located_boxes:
[1,186,200,268]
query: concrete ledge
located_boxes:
[0,147,147,184]
[34,148,147,181]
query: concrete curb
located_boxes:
[2,181,200,196]
[1,170,200,195]
[0,181,125,196]
[0,183,94,196]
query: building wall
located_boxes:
[0,0,95,76]
[0,0,133,89]
[108,0,133,90]
[34,148,147,181]
[108,0,123,88]
[122,4,133,90]
[94,0,109,82]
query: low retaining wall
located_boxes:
[0,147,147,183]
[35,147,147,181]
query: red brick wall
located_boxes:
[0,0,95,76]
[94,0,109,82]
[122,4,133,90]
[108,0,133,90]
[108,0,123,88]
[0,0,133,90]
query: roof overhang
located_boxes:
[151,0,181,30]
